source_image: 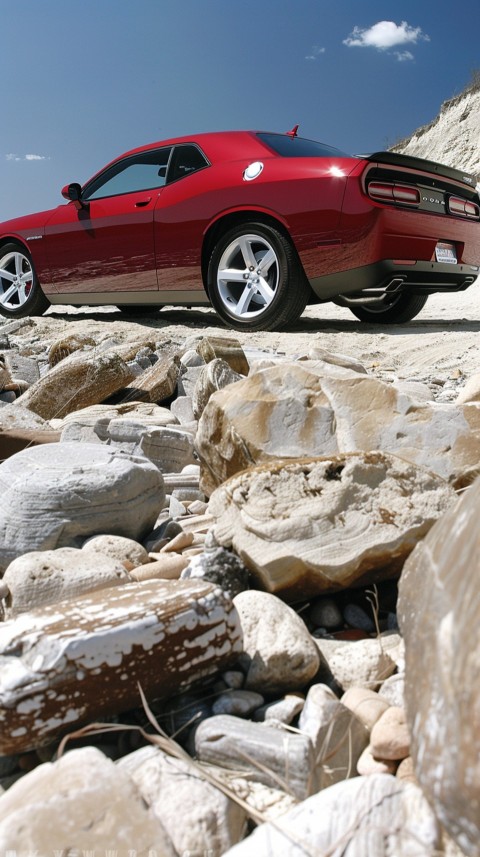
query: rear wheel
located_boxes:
[207,222,310,331]
[346,293,428,324]
[0,243,49,319]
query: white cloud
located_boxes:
[343,20,429,51]
[5,153,48,162]
[395,50,414,62]
[305,45,326,61]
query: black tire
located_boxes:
[207,222,310,331]
[347,294,428,324]
[116,305,162,315]
[0,242,50,319]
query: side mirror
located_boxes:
[61,182,88,210]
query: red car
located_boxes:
[0,129,479,331]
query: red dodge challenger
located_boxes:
[0,129,479,331]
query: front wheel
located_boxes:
[0,243,50,319]
[346,293,428,324]
[207,222,310,331]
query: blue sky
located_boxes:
[1,0,479,221]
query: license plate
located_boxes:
[435,242,457,264]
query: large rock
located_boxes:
[196,364,480,494]
[0,579,242,753]
[398,475,480,857]
[233,590,320,693]
[119,745,246,856]
[196,335,249,375]
[1,546,131,616]
[0,747,176,855]
[15,350,135,419]
[192,358,243,419]
[121,351,180,403]
[209,452,455,599]
[223,774,441,856]
[0,443,165,572]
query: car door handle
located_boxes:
[135,197,152,207]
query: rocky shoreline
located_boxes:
[0,318,478,856]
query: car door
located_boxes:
[44,147,172,296]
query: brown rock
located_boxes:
[121,351,180,403]
[47,332,96,366]
[196,335,249,375]
[209,452,455,599]
[398,475,480,856]
[0,579,242,753]
[0,428,61,462]
[370,706,410,761]
[15,351,135,419]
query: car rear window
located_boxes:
[257,133,350,159]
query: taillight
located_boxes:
[368,181,420,206]
[448,196,480,219]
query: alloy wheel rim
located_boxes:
[0,251,33,309]
[216,234,279,319]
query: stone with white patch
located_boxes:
[0,578,242,754]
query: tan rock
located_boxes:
[341,686,391,730]
[456,371,480,404]
[82,533,150,567]
[15,350,135,419]
[130,555,189,581]
[370,706,410,761]
[53,400,178,430]
[121,351,180,403]
[398,475,480,855]
[196,335,249,375]
[2,547,131,616]
[196,363,480,494]
[47,332,96,366]
[316,636,397,691]
[0,355,13,389]
[0,579,242,753]
[396,756,418,785]
[0,747,175,856]
[357,745,398,776]
[160,530,194,553]
[209,452,455,599]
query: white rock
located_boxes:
[233,590,320,694]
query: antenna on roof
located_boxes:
[286,124,299,138]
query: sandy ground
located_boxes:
[7,281,480,385]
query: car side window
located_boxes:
[83,148,173,200]
[167,144,209,183]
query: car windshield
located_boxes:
[257,133,350,159]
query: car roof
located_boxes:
[115,131,270,163]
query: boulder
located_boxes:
[0,747,175,855]
[0,443,165,572]
[223,774,441,856]
[196,364,480,494]
[398,475,480,856]
[15,350,135,419]
[209,452,455,599]
[0,579,242,754]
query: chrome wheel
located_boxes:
[216,233,279,320]
[0,250,34,311]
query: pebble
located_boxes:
[370,706,411,761]
[253,694,305,725]
[308,596,343,630]
[212,690,264,717]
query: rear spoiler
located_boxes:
[366,151,476,189]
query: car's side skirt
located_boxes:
[48,290,210,306]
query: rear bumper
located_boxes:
[308,259,479,301]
